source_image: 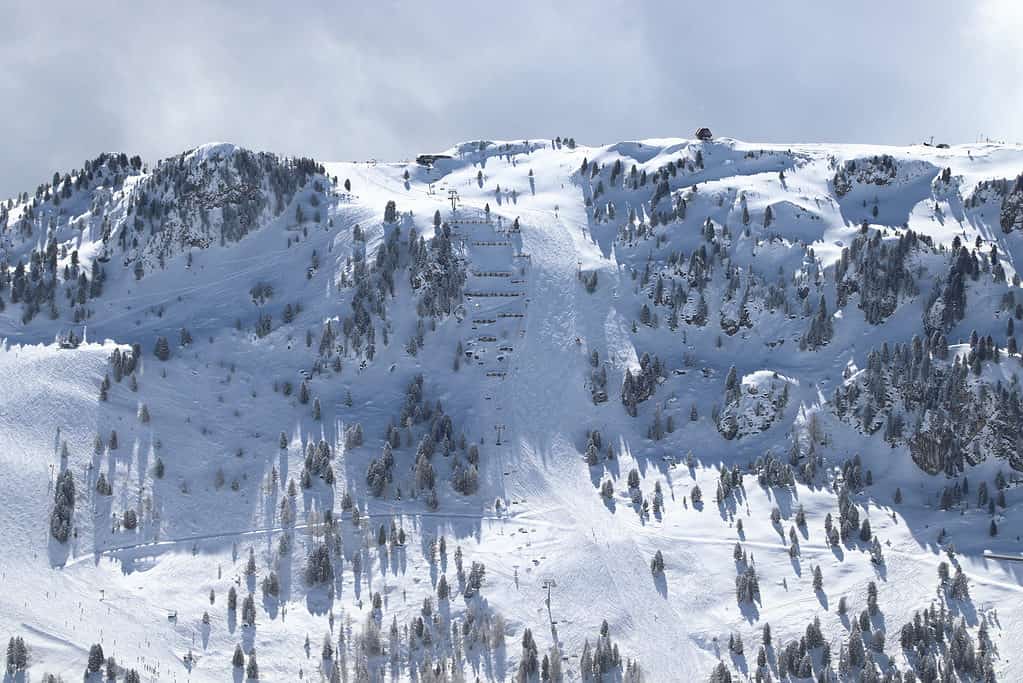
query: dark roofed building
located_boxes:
[416,154,452,167]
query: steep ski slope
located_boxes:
[1,136,1023,681]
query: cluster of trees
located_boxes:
[301,439,336,487]
[101,346,139,400]
[271,531,571,680]
[343,421,363,449]
[145,148,324,248]
[718,366,743,440]
[584,429,615,466]
[584,147,704,226]
[305,542,334,585]
[5,636,28,674]
[250,299,307,341]
[897,600,995,680]
[366,375,480,501]
[821,485,869,546]
[366,442,395,497]
[621,353,664,417]
[0,154,129,323]
[834,328,1023,474]
[835,227,924,326]
[408,220,466,321]
[800,295,833,350]
[831,154,899,197]
[49,469,75,542]
[925,236,1005,334]
[715,594,992,683]
[336,219,390,358]
[997,174,1023,233]
[717,367,790,441]
[702,469,735,513]
[773,617,828,679]
[750,451,796,488]
[579,621,638,682]
[1,241,105,324]
[232,645,259,679]
[717,262,754,336]
[552,136,576,150]
[109,346,139,381]
[620,214,805,339]
[516,628,542,680]
[336,214,465,362]
[3,146,327,326]
[92,649,138,680]
[938,471,1010,516]
[966,175,1014,211]
[734,561,760,604]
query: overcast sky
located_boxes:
[1,0,1021,198]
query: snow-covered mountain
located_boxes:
[2,135,1023,682]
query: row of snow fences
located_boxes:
[465,291,524,298]
[471,270,513,277]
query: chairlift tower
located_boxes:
[448,189,459,212]
[540,577,557,623]
[494,423,506,446]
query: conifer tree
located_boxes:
[87,644,105,673]
[246,651,259,679]
[154,336,170,361]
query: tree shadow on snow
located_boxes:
[47,534,71,568]
[305,584,334,616]
[653,571,668,599]
[261,594,279,621]
[602,495,616,514]
[739,599,760,624]
[730,651,749,677]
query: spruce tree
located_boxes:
[154,336,170,361]
[650,550,665,574]
[242,594,256,626]
[246,651,259,680]
[87,643,105,673]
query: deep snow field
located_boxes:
[2,135,1023,682]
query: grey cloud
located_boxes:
[1,0,1020,198]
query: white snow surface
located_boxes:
[1,136,1023,682]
